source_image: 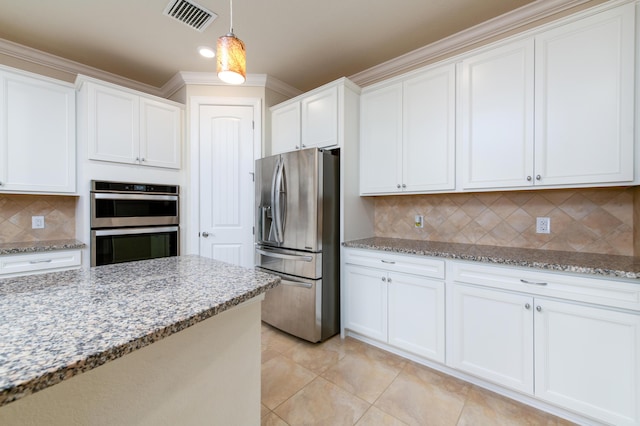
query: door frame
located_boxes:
[187,96,262,256]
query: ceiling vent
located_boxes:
[164,0,217,32]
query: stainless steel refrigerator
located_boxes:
[255,147,339,342]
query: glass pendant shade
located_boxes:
[217,33,246,84]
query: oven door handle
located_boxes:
[92,193,178,201]
[256,248,313,262]
[93,226,179,236]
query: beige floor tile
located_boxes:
[262,348,281,364]
[274,377,370,426]
[283,339,343,374]
[322,349,404,404]
[356,406,408,425]
[457,386,577,426]
[262,411,290,426]
[374,362,470,425]
[262,323,299,354]
[261,354,317,410]
[261,403,271,418]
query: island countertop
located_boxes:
[0,255,280,407]
[343,237,640,280]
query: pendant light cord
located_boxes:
[229,0,234,34]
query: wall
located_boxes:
[0,194,77,243]
[373,187,635,256]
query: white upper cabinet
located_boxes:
[360,63,456,195]
[360,83,402,194]
[81,79,182,169]
[460,39,534,189]
[271,102,301,155]
[0,68,76,194]
[462,3,635,190]
[271,80,345,155]
[534,3,635,186]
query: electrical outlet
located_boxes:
[32,216,45,229]
[414,215,424,228]
[536,217,550,234]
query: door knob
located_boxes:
[201,232,211,238]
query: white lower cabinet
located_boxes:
[343,249,445,363]
[449,261,640,426]
[0,250,82,277]
[534,299,640,426]
[450,283,534,393]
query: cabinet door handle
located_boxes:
[520,279,547,286]
[536,305,542,312]
[29,259,53,264]
[525,303,531,309]
[527,176,532,181]
[536,175,541,180]
[381,260,396,264]
[381,277,386,282]
[295,145,300,149]
[396,184,401,189]
[402,184,406,188]
[387,277,392,283]
[301,144,306,148]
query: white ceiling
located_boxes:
[0,0,554,92]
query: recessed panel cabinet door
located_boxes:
[360,84,402,194]
[87,82,139,165]
[0,72,76,193]
[534,4,635,186]
[343,264,388,342]
[403,64,455,192]
[388,272,445,362]
[451,283,534,394]
[301,86,338,150]
[271,102,300,155]
[461,39,534,189]
[140,97,181,169]
[534,299,640,426]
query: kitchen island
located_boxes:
[0,255,280,425]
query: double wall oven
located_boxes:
[90,180,180,266]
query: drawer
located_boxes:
[0,250,82,277]
[450,260,640,312]
[344,248,445,279]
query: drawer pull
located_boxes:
[520,279,547,286]
[381,260,396,264]
[29,259,53,264]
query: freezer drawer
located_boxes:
[260,271,324,343]
[255,245,322,279]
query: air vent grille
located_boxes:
[164,0,217,32]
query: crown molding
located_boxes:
[0,38,164,96]
[348,0,595,87]
[167,71,301,98]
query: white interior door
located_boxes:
[199,105,255,267]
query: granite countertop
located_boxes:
[344,237,640,280]
[0,255,280,407]
[0,239,86,255]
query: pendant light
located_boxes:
[216,0,246,84]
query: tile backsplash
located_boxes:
[373,187,635,256]
[0,194,77,243]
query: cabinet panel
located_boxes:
[0,250,82,277]
[461,39,534,189]
[87,83,139,164]
[359,84,402,194]
[403,65,455,192]
[140,98,181,169]
[388,272,445,362]
[451,283,534,393]
[535,299,640,426]
[301,86,338,149]
[534,4,635,186]
[271,102,300,155]
[343,264,388,342]
[0,72,75,193]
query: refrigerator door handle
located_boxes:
[273,157,286,243]
[256,248,313,262]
